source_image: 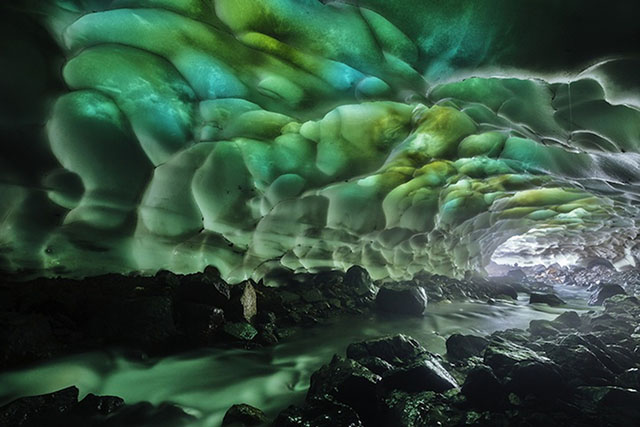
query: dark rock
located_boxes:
[0,312,60,368]
[546,342,614,386]
[529,292,565,306]
[356,356,395,376]
[178,303,225,344]
[76,393,125,415]
[381,390,450,427]
[0,386,78,426]
[462,365,506,409]
[575,386,640,426]
[589,284,626,306]
[375,284,427,316]
[222,403,268,426]
[491,283,518,300]
[552,311,582,329]
[177,274,230,307]
[300,288,324,303]
[483,337,549,378]
[528,319,560,337]
[380,356,458,393]
[273,398,363,427]
[229,281,258,322]
[507,361,565,398]
[102,401,195,426]
[615,368,640,389]
[446,334,489,360]
[344,266,376,298]
[307,355,381,424]
[346,334,425,366]
[224,322,258,341]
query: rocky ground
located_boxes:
[1,266,639,426]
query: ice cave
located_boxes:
[1,1,640,426]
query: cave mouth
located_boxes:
[2,0,640,426]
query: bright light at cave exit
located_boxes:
[491,230,580,267]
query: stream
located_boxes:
[0,286,595,426]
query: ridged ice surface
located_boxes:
[1,0,639,280]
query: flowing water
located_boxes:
[0,287,595,426]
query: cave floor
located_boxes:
[0,287,592,426]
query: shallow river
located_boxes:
[0,286,594,426]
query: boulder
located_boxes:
[529,292,565,306]
[461,365,506,409]
[224,322,258,341]
[375,284,427,316]
[552,311,582,329]
[0,386,78,426]
[380,356,458,393]
[222,403,268,426]
[346,334,425,366]
[507,361,566,398]
[344,266,377,298]
[589,284,626,306]
[307,356,380,424]
[229,281,257,322]
[446,334,489,360]
[528,319,560,337]
[483,337,550,378]
[273,398,363,427]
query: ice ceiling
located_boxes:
[1,0,639,281]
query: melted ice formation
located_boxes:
[1,0,639,280]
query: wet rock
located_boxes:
[380,356,458,393]
[589,284,626,306]
[0,386,78,426]
[529,292,565,306]
[176,273,230,307]
[356,356,395,375]
[507,361,565,398]
[546,342,614,386]
[461,365,506,409]
[344,265,377,298]
[300,287,324,303]
[178,303,225,345]
[273,398,363,427]
[528,319,560,337]
[0,312,60,368]
[222,403,268,426]
[446,334,489,360]
[375,284,427,316]
[76,393,124,416]
[615,367,640,389]
[483,337,550,378]
[552,311,582,329]
[347,334,425,366]
[490,283,518,300]
[101,401,195,426]
[381,390,452,427]
[229,281,258,322]
[575,386,640,425]
[307,355,381,424]
[224,322,258,341]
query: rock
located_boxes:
[229,281,257,322]
[273,398,363,427]
[446,334,489,360]
[0,386,78,426]
[177,274,230,307]
[375,284,427,316]
[346,334,425,366]
[461,365,506,409]
[356,356,395,375]
[307,355,381,424]
[491,283,518,300]
[507,361,565,398]
[507,268,527,282]
[380,356,458,393]
[575,386,640,425]
[483,337,550,378]
[552,311,582,329]
[381,390,451,427]
[224,322,258,341]
[546,342,614,386]
[0,312,60,368]
[589,284,626,306]
[528,319,559,337]
[178,303,225,344]
[101,401,195,426]
[300,287,324,303]
[76,393,125,415]
[344,265,376,298]
[529,292,565,306]
[222,403,268,426]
